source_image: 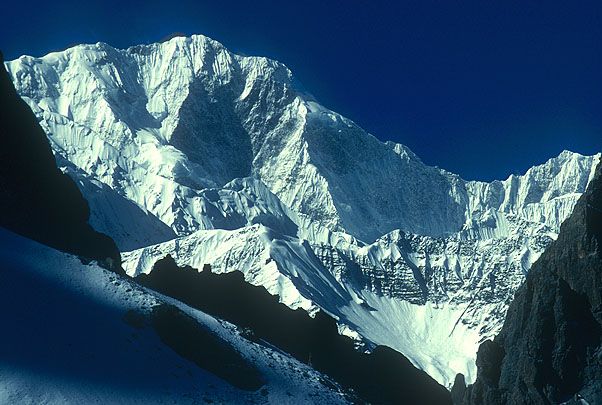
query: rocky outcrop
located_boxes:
[456,161,602,404]
[0,51,120,270]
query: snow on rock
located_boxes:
[121,212,551,388]
[57,156,177,251]
[5,35,601,388]
[122,225,349,314]
[9,35,596,243]
[466,150,600,234]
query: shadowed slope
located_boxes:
[0,227,356,403]
[138,256,452,404]
[150,304,265,391]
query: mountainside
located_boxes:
[5,35,600,387]
[121,218,541,385]
[0,50,449,404]
[456,161,602,404]
[6,36,597,242]
[137,255,451,404]
[0,50,119,269]
[0,55,358,403]
[58,155,177,251]
[0,227,355,404]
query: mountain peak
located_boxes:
[5,35,600,389]
[6,36,599,242]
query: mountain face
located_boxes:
[0,50,120,269]
[455,161,602,404]
[6,36,595,243]
[5,35,600,387]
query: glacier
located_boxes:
[5,34,600,387]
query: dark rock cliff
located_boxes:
[0,51,121,269]
[455,161,602,404]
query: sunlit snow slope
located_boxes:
[5,35,600,387]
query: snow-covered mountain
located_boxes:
[10,35,595,242]
[5,34,600,387]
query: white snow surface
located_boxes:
[5,35,601,388]
[7,36,597,241]
[0,227,350,404]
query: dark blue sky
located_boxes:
[2,1,600,180]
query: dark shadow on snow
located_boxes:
[151,304,265,391]
[138,256,452,404]
[0,229,263,396]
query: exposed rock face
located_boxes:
[456,161,602,404]
[0,51,120,269]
